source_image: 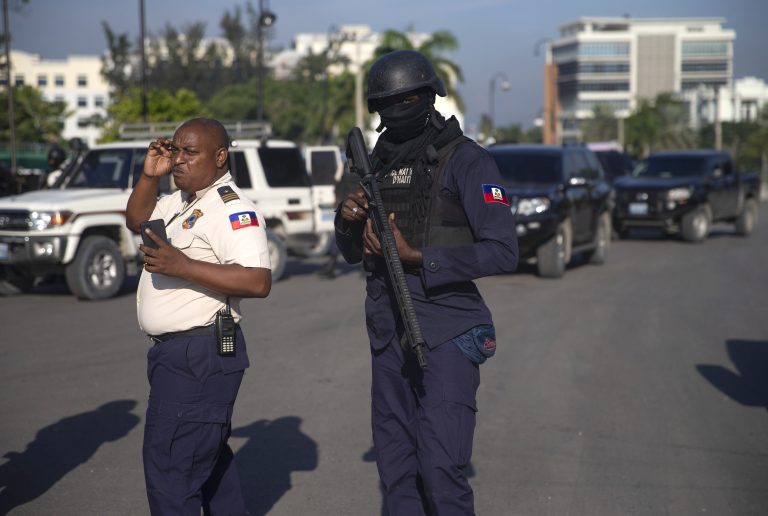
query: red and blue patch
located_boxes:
[482,184,510,206]
[229,211,259,230]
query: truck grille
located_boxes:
[0,210,31,230]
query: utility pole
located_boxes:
[138,0,148,122]
[2,0,16,174]
[714,87,722,151]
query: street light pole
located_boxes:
[256,0,276,122]
[138,0,148,122]
[2,0,16,175]
[488,71,510,137]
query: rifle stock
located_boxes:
[347,127,427,368]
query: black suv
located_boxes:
[488,144,613,278]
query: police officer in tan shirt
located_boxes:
[126,117,270,515]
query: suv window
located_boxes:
[634,156,709,179]
[491,151,562,184]
[69,149,132,188]
[129,149,171,193]
[229,151,252,188]
[564,151,584,180]
[258,147,311,187]
[581,151,602,180]
[310,151,338,185]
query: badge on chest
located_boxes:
[382,167,413,188]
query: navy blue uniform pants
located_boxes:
[371,338,480,516]
[143,330,249,516]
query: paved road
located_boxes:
[1,205,767,515]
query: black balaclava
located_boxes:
[377,94,433,143]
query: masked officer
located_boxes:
[45,146,66,187]
[126,117,271,515]
[335,50,518,515]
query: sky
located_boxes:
[8,0,768,131]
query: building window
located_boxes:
[94,96,105,108]
[37,75,48,87]
[55,75,65,87]
[54,95,65,102]
[579,42,630,58]
[77,96,88,107]
[77,117,91,128]
[577,100,630,112]
[681,61,728,73]
[682,41,729,57]
[77,75,88,87]
[559,62,630,76]
[552,42,630,63]
[682,80,728,91]
[14,74,24,86]
[576,81,629,92]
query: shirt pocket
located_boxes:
[170,229,197,250]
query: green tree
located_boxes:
[101,21,135,99]
[581,105,619,143]
[624,93,695,158]
[0,86,68,142]
[100,88,207,142]
[372,28,464,112]
[741,106,768,175]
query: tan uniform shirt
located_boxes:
[137,172,270,335]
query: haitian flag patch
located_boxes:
[229,211,259,230]
[482,184,510,206]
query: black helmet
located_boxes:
[367,50,446,112]
[48,146,66,164]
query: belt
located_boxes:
[149,325,215,343]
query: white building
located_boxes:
[683,76,768,128]
[547,17,736,130]
[5,50,110,146]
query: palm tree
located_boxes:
[370,29,465,113]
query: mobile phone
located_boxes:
[140,219,168,249]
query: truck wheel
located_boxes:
[0,266,34,295]
[65,236,125,300]
[266,229,287,281]
[537,220,570,278]
[587,212,611,265]
[681,204,711,243]
[735,198,758,236]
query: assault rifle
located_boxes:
[346,127,427,368]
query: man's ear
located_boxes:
[216,147,229,168]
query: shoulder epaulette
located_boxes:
[217,185,240,204]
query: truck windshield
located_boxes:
[633,157,709,179]
[67,149,133,189]
[258,147,312,187]
[490,152,562,184]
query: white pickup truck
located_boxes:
[0,126,341,300]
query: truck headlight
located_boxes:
[666,188,692,202]
[516,197,550,217]
[29,211,73,230]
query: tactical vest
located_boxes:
[377,136,475,250]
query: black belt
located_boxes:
[149,325,215,343]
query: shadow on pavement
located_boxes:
[361,445,476,516]
[0,400,140,514]
[232,416,318,516]
[697,339,768,410]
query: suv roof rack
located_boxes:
[118,121,273,141]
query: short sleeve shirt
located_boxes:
[137,172,270,335]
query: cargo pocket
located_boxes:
[365,280,396,345]
[185,337,218,384]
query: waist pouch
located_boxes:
[452,324,497,364]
